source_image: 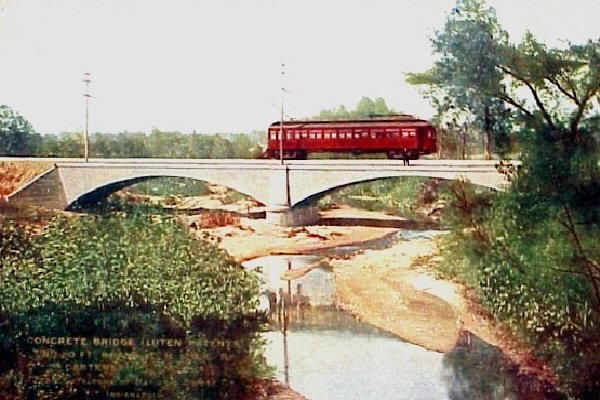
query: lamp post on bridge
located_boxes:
[279,63,285,165]
[83,73,91,163]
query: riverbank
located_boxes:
[248,379,310,400]
[189,207,400,262]
[198,207,558,394]
[330,236,557,388]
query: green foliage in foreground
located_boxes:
[438,130,600,398]
[0,213,259,322]
[0,210,269,399]
[414,1,600,396]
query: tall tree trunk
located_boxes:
[462,122,467,160]
[437,129,443,159]
[484,106,492,160]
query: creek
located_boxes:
[242,231,555,400]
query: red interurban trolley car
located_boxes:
[262,115,437,160]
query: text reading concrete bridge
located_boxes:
[8,158,516,225]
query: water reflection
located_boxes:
[246,252,562,400]
[263,328,447,400]
[242,255,335,308]
[443,333,563,400]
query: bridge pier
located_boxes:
[5,159,515,226]
[265,205,320,227]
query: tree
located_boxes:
[0,105,41,156]
[316,97,398,120]
[420,1,600,396]
[210,134,233,158]
[38,134,62,157]
[407,0,511,158]
[229,133,262,158]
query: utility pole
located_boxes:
[83,73,91,163]
[279,63,285,164]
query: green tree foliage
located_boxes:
[319,177,432,219]
[424,1,600,396]
[0,105,42,156]
[38,132,84,158]
[316,96,399,120]
[0,209,268,398]
[209,134,234,159]
[407,0,512,158]
[37,130,264,159]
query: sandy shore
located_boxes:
[197,207,558,393]
[331,237,460,353]
[193,213,399,262]
[330,236,557,386]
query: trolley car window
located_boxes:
[332,132,337,139]
[316,133,322,139]
[295,133,300,139]
[354,132,360,139]
[324,133,331,139]
[309,133,316,139]
[301,131,308,139]
[287,133,293,139]
[339,132,346,139]
[270,132,276,140]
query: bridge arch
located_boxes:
[288,170,504,207]
[56,163,277,210]
[8,159,512,224]
[65,174,266,210]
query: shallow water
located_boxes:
[245,231,556,400]
[263,329,448,400]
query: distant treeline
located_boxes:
[0,104,267,158]
[1,96,401,158]
[38,129,266,159]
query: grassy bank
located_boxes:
[0,204,271,399]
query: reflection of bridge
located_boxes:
[8,158,516,225]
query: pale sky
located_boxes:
[1,0,599,135]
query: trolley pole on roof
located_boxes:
[83,72,91,163]
[279,63,284,164]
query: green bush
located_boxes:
[0,210,269,399]
[438,127,600,398]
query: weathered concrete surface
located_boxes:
[9,166,68,210]
[5,158,516,224]
[265,205,320,227]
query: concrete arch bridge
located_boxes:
[8,158,517,226]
